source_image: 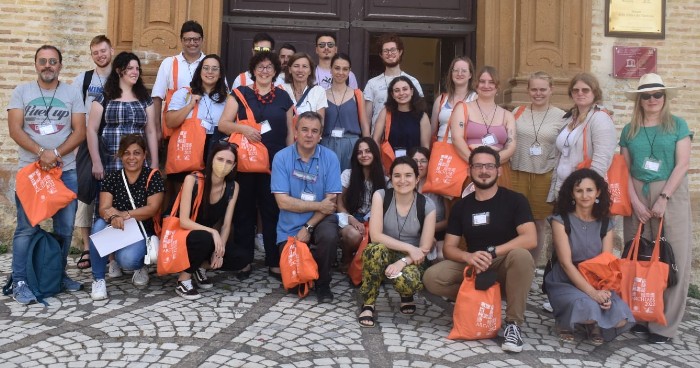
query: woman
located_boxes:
[620,73,692,344]
[545,168,633,344]
[358,157,436,327]
[282,52,327,120]
[430,56,477,143]
[89,135,165,301]
[218,51,293,280]
[174,141,240,299]
[337,137,386,272]
[509,72,566,263]
[323,53,370,171]
[547,72,617,202]
[372,76,430,162]
[409,147,449,261]
[449,66,515,188]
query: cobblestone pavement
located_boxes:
[0,253,699,367]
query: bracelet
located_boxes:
[659,193,670,200]
[38,147,45,156]
[126,210,131,217]
[53,148,61,158]
[107,214,120,223]
[400,257,409,266]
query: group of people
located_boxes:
[6,19,692,352]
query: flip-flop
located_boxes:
[559,330,575,343]
[400,295,416,315]
[358,305,375,327]
[76,250,91,270]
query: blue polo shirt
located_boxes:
[271,143,342,243]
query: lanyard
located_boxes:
[394,192,415,242]
[530,104,550,145]
[36,81,59,125]
[330,86,349,129]
[642,125,659,159]
[475,100,498,134]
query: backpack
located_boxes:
[382,188,427,234]
[542,213,609,294]
[81,69,94,102]
[2,229,65,305]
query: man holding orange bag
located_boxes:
[423,146,536,353]
[7,45,87,305]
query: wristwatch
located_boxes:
[486,246,497,259]
[659,193,670,200]
[303,223,315,234]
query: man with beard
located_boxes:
[314,33,358,90]
[7,45,87,304]
[363,34,423,132]
[423,145,536,353]
[71,34,114,271]
[278,43,296,75]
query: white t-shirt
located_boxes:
[315,66,358,90]
[282,84,328,114]
[436,91,478,143]
[167,87,226,134]
[231,71,285,89]
[151,52,206,99]
[364,71,423,132]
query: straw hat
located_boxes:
[625,73,679,100]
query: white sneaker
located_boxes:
[91,279,108,301]
[108,260,123,278]
[542,301,553,313]
[132,266,150,286]
[254,233,265,252]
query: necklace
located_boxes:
[476,100,498,132]
[530,104,550,146]
[394,192,415,241]
[254,83,275,104]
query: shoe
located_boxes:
[12,281,37,305]
[400,295,416,315]
[542,301,553,313]
[76,250,91,270]
[648,333,671,344]
[358,305,375,328]
[502,322,524,353]
[108,260,123,278]
[268,268,282,281]
[193,268,213,289]
[254,233,265,252]
[132,266,150,287]
[631,324,650,335]
[176,279,201,300]
[585,324,604,346]
[236,265,253,281]
[90,279,108,301]
[62,275,84,292]
[316,285,334,303]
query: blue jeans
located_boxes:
[89,218,146,280]
[12,169,78,282]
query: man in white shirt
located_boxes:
[231,33,285,89]
[363,34,423,132]
[314,33,358,90]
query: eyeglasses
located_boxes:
[253,46,271,53]
[182,37,202,44]
[640,91,665,100]
[452,68,470,74]
[571,87,591,95]
[413,159,428,165]
[37,58,59,66]
[317,42,335,49]
[202,66,220,72]
[255,64,274,72]
[382,47,398,55]
[470,163,498,170]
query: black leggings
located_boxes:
[185,230,215,274]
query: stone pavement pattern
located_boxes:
[0,253,699,367]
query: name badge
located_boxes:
[529,143,542,156]
[301,191,316,202]
[643,157,661,172]
[331,127,345,138]
[472,212,490,226]
[394,148,407,158]
[292,169,318,183]
[260,120,272,134]
[481,134,497,146]
[200,120,214,133]
[39,123,57,135]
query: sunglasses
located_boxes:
[317,42,335,49]
[217,138,239,150]
[640,91,665,100]
[37,58,59,66]
[253,46,271,53]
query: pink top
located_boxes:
[465,120,507,149]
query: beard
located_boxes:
[383,60,400,68]
[472,175,498,190]
[39,69,57,84]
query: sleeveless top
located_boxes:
[388,110,422,150]
[465,120,507,150]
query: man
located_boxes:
[278,42,297,74]
[71,34,114,271]
[364,34,423,131]
[423,146,536,353]
[152,20,206,140]
[7,45,87,305]
[232,32,285,88]
[314,33,358,90]
[271,111,342,303]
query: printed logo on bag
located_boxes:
[475,301,498,335]
[286,244,300,279]
[433,154,456,184]
[29,167,57,197]
[25,97,70,135]
[631,277,656,312]
[241,137,261,163]
[175,131,193,161]
[608,181,623,204]
[161,230,180,263]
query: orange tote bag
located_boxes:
[448,267,502,340]
[380,111,395,175]
[347,223,369,286]
[423,101,469,197]
[280,236,319,297]
[228,88,271,174]
[165,89,207,174]
[16,163,77,226]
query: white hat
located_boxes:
[625,73,679,100]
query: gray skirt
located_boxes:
[320,133,359,172]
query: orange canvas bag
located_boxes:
[165,88,207,174]
[162,59,179,139]
[280,236,319,297]
[430,93,448,146]
[380,111,395,175]
[228,88,271,173]
[618,221,668,325]
[16,163,77,226]
[448,266,502,340]
[423,101,469,197]
[577,251,622,294]
[347,223,369,286]
[157,172,204,275]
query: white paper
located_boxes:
[89,218,145,257]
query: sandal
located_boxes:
[358,305,375,328]
[559,329,575,343]
[76,251,91,270]
[585,324,604,346]
[400,295,416,315]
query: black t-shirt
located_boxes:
[447,187,534,253]
[101,167,165,235]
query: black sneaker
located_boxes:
[502,322,524,353]
[316,285,334,304]
[176,280,201,300]
[648,333,671,344]
[193,268,213,289]
[630,324,649,335]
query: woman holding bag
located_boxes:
[545,169,634,344]
[173,142,239,299]
[620,73,692,344]
[89,134,164,301]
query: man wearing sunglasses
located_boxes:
[314,33,358,90]
[231,32,285,89]
[7,44,87,305]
